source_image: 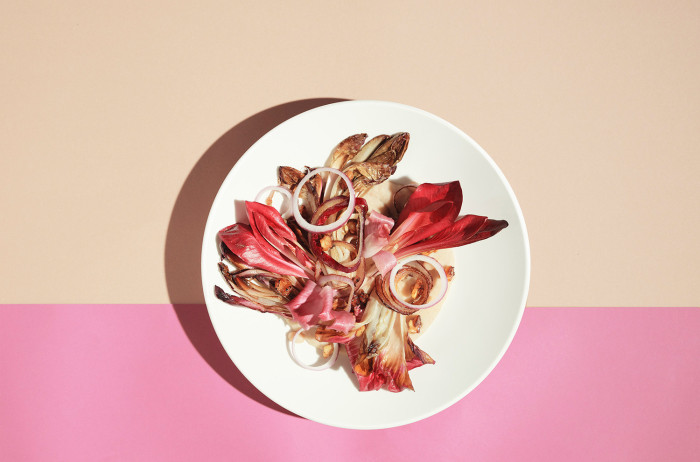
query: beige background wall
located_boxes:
[1,1,698,306]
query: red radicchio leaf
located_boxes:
[284,281,355,333]
[394,215,509,259]
[388,181,463,251]
[387,181,509,258]
[246,201,315,273]
[218,223,307,278]
[387,201,455,251]
[395,181,462,227]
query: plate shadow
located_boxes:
[165,98,348,417]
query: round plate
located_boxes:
[201,100,530,429]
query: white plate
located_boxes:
[201,100,530,429]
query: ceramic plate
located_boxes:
[201,100,530,429]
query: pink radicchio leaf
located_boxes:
[324,309,355,334]
[284,281,354,333]
[363,211,394,258]
[218,223,308,278]
[246,201,315,275]
[371,250,397,277]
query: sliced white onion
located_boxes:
[255,185,293,219]
[318,274,355,312]
[290,329,338,371]
[292,167,356,233]
[389,254,448,310]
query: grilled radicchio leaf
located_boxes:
[345,297,434,392]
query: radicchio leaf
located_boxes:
[363,211,394,258]
[218,223,308,278]
[214,285,292,318]
[387,181,509,258]
[345,297,434,392]
[395,181,462,226]
[387,182,462,251]
[284,281,355,333]
[394,215,509,259]
[246,201,315,273]
[371,250,397,277]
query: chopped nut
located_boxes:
[407,315,422,334]
[345,219,358,234]
[353,361,369,376]
[444,265,455,281]
[310,174,323,199]
[320,234,332,251]
[411,279,425,301]
[322,344,334,358]
[274,278,292,296]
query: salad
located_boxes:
[214,133,508,392]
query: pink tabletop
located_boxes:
[1,305,698,461]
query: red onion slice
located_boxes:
[290,329,338,371]
[318,274,355,312]
[255,186,293,219]
[292,167,356,233]
[388,254,448,310]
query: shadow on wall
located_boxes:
[164,98,347,417]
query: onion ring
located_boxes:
[388,254,448,310]
[292,167,356,233]
[318,274,355,312]
[290,329,338,371]
[255,185,293,219]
